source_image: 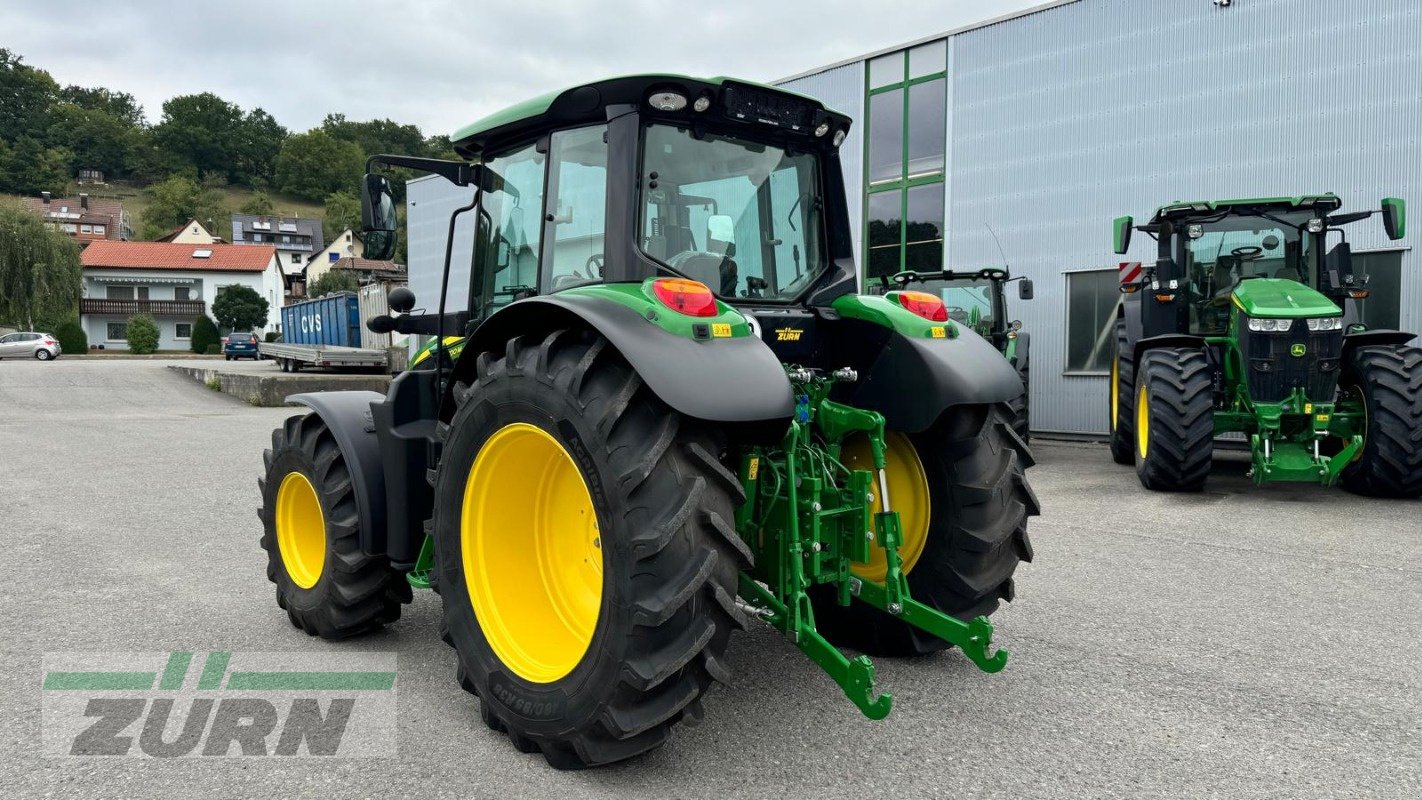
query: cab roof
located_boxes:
[450,74,850,158]
[1148,194,1342,223]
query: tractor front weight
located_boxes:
[734,367,1008,719]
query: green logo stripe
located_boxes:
[198,651,231,690]
[158,652,193,690]
[43,672,155,690]
[225,671,397,691]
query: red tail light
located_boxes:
[651,278,718,317]
[892,290,948,322]
[44,339,56,346]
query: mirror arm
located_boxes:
[366,154,479,187]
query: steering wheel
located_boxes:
[585,254,603,278]
[1231,246,1264,261]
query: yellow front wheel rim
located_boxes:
[843,432,931,582]
[1110,357,1119,430]
[463,423,603,684]
[275,471,326,589]
[1136,383,1150,458]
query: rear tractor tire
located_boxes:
[1008,362,1031,442]
[1339,345,1422,498]
[258,413,412,638]
[1133,348,1213,491]
[1109,323,1135,465]
[431,329,750,769]
[811,402,1038,656]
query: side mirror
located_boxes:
[1017,277,1034,300]
[1382,197,1406,240]
[1112,215,1133,254]
[360,173,398,260]
[388,286,415,314]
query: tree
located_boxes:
[53,316,87,354]
[323,190,361,237]
[190,314,220,354]
[307,269,358,298]
[274,130,364,202]
[212,284,269,332]
[57,85,145,127]
[139,174,226,240]
[0,202,82,329]
[239,190,275,216]
[47,103,140,180]
[0,135,71,195]
[0,49,58,144]
[233,108,287,186]
[126,314,160,354]
[151,92,246,183]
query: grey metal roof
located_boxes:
[230,214,325,253]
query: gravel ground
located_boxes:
[1,358,1417,799]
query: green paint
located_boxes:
[407,535,434,590]
[733,368,1006,719]
[198,651,230,690]
[559,280,753,340]
[225,671,397,691]
[158,651,193,690]
[1112,215,1133,254]
[43,672,156,690]
[1230,279,1340,318]
[1382,196,1406,239]
[410,336,468,368]
[831,293,957,339]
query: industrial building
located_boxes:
[406,0,1420,436]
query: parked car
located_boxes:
[223,331,260,361]
[0,331,61,360]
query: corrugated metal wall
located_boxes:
[948,0,1422,433]
[779,64,866,265]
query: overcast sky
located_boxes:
[3,0,1046,136]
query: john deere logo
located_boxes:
[1290,343,1307,357]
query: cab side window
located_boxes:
[543,126,608,291]
[477,144,546,313]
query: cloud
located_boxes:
[4,0,1045,136]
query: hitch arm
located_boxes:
[851,577,1009,673]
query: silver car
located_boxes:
[0,332,62,360]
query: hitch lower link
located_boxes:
[734,367,1007,720]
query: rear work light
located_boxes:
[651,278,719,317]
[891,290,948,322]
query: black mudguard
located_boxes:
[848,323,1024,433]
[1132,333,1207,363]
[1342,329,1416,360]
[458,295,794,424]
[286,391,388,558]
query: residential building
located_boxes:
[20,192,129,243]
[303,229,366,286]
[773,0,1421,435]
[155,218,225,244]
[79,241,283,350]
[230,214,324,277]
[327,257,406,288]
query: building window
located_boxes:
[175,322,192,339]
[80,224,93,234]
[1065,269,1120,374]
[107,322,128,341]
[175,286,192,301]
[291,253,302,264]
[1353,250,1404,330]
[62,223,78,234]
[864,41,947,281]
[93,225,105,236]
[329,252,340,263]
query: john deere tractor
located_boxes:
[873,267,1034,439]
[1108,195,1422,495]
[255,75,1037,768]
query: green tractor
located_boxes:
[256,75,1037,768]
[872,267,1035,439]
[1107,195,1422,495]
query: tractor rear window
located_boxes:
[639,124,826,301]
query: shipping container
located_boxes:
[279,292,362,348]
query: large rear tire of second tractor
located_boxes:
[430,329,749,769]
[1339,345,1422,498]
[811,403,1038,657]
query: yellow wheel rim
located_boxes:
[1136,383,1150,458]
[843,432,930,582]
[275,471,326,589]
[1110,357,1119,430]
[462,422,602,684]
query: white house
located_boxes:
[155,218,224,244]
[303,228,366,286]
[80,241,283,350]
[230,214,324,276]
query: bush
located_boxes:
[205,344,220,355]
[127,314,160,354]
[307,269,359,298]
[53,317,87,355]
[265,331,280,342]
[190,314,220,354]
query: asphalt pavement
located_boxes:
[1,358,1418,799]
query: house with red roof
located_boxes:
[79,241,283,350]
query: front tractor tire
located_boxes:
[1340,345,1422,498]
[1109,323,1135,465]
[432,330,749,770]
[258,413,412,638]
[812,402,1039,656]
[1134,348,1213,492]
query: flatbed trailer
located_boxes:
[258,341,388,372]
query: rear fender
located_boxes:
[455,293,794,424]
[1132,333,1207,363]
[286,391,388,559]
